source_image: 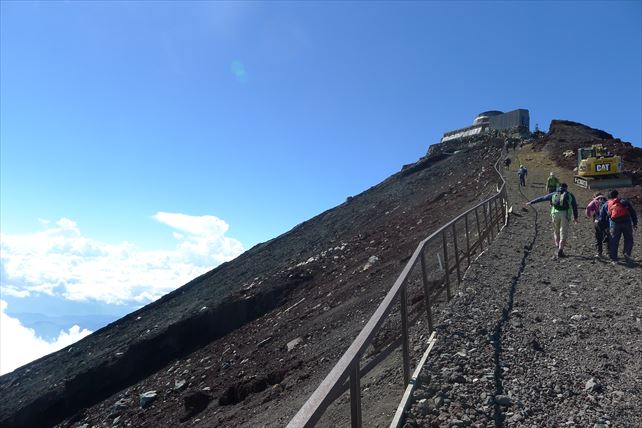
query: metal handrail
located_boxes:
[288,149,508,428]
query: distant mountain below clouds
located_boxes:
[1,293,136,318]
[6,313,119,341]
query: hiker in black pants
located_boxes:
[599,189,638,262]
[585,192,609,257]
[504,157,511,170]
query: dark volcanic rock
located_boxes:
[534,120,642,201]
[180,391,213,422]
[549,120,614,140]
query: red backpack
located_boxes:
[608,198,630,221]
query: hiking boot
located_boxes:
[623,254,632,262]
[557,249,565,258]
[594,253,602,258]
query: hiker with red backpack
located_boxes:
[586,192,609,257]
[526,183,578,258]
[599,189,638,262]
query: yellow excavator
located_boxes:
[573,144,632,189]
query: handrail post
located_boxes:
[504,190,509,226]
[419,247,433,332]
[490,198,496,230]
[475,207,483,251]
[494,198,501,233]
[451,222,461,284]
[464,213,471,268]
[482,202,491,243]
[489,198,495,231]
[442,232,452,300]
[400,286,410,385]
[350,361,362,428]
[488,201,495,241]
[492,201,496,237]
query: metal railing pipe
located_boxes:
[288,148,509,427]
[452,222,461,284]
[400,287,411,385]
[419,248,434,332]
[482,203,491,243]
[475,207,483,251]
[441,232,452,300]
[287,233,428,427]
[465,214,471,268]
[350,361,362,428]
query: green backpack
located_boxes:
[551,191,570,210]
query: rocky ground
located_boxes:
[2,121,640,428]
[405,144,642,428]
[0,134,504,428]
[533,120,642,202]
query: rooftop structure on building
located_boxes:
[441,109,530,143]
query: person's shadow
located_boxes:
[585,255,642,269]
[622,258,642,269]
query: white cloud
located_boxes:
[0,213,244,306]
[0,285,31,298]
[0,300,92,375]
[153,212,229,239]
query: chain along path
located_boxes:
[405,145,642,428]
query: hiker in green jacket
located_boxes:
[526,183,578,258]
[546,172,560,193]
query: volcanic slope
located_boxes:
[0,136,504,428]
[405,141,642,427]
[533,119,642,201]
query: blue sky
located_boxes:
[1,1,641,373]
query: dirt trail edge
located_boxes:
[405,144,642,428]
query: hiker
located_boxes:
[586,192,609,257]
[599,189,638,262]
[517,165,528,187]
[546,172,559,193]
[504,157,512,170]
[525,183,578,258]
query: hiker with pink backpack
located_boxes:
[598,189,638,263]
[586,192,609,258]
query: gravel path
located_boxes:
[406,145,642,428]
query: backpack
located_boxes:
[546,176,558,190]
[551,191,569,210]
[596,199,609,229]
[608,198,630,221]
